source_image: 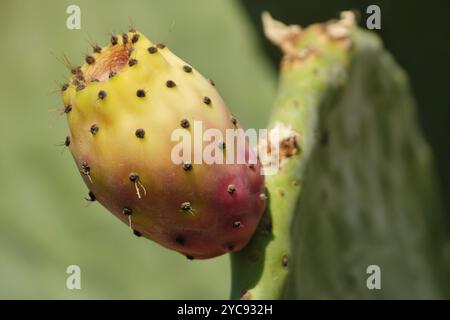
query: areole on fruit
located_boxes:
[61,30,266,259]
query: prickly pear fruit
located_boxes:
[61,30,265,259]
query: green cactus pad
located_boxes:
[230,12,450,299]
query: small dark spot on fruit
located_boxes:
[180,119,190,129]
[131,34,140,43]
[156,43,165,49]
[61,83,69,91]
[64,136,71,147]
[136,89,146,97]
[64,104,72,113]
[135,128,145,138]
[81,162,90,174]
[248,163,255,169]
[129,173,140,182]
[209,79,215,86]
[111,35,118,45]
[93,45,101,53]
[175,235,185,245]
[122,33,128,44]
[147,46,157,54]
[85,55,95,65]
[228,245,235,251]
[70,66,80,75]
[133,230,142,237]
[282,255,289,267]
[183,65,192,73]
[85,191,96,202]
[292,180,300,187]
[166,80,176,88]
[98,90,107,100]
[122,207,133,216]
[183,162,192,171]
[186,255,194,260]
[76,84,86,91]
[75,73,85,82]
[128,58,138,67]
[203,96,211,105]
[233,221,241,228]
[109,71,116,78]
[90,124,99,135]
[180,202,192,212]
[227,184,236,194]
[277,188,285,197]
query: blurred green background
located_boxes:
[0,0,449,299]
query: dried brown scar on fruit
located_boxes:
[257,122,300,169]
[83,43,131,82]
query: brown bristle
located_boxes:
[111,35,118,45]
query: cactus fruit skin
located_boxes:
[62,31,265,260]
[231,12,450,299]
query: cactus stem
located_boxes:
[230,11,353,300]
